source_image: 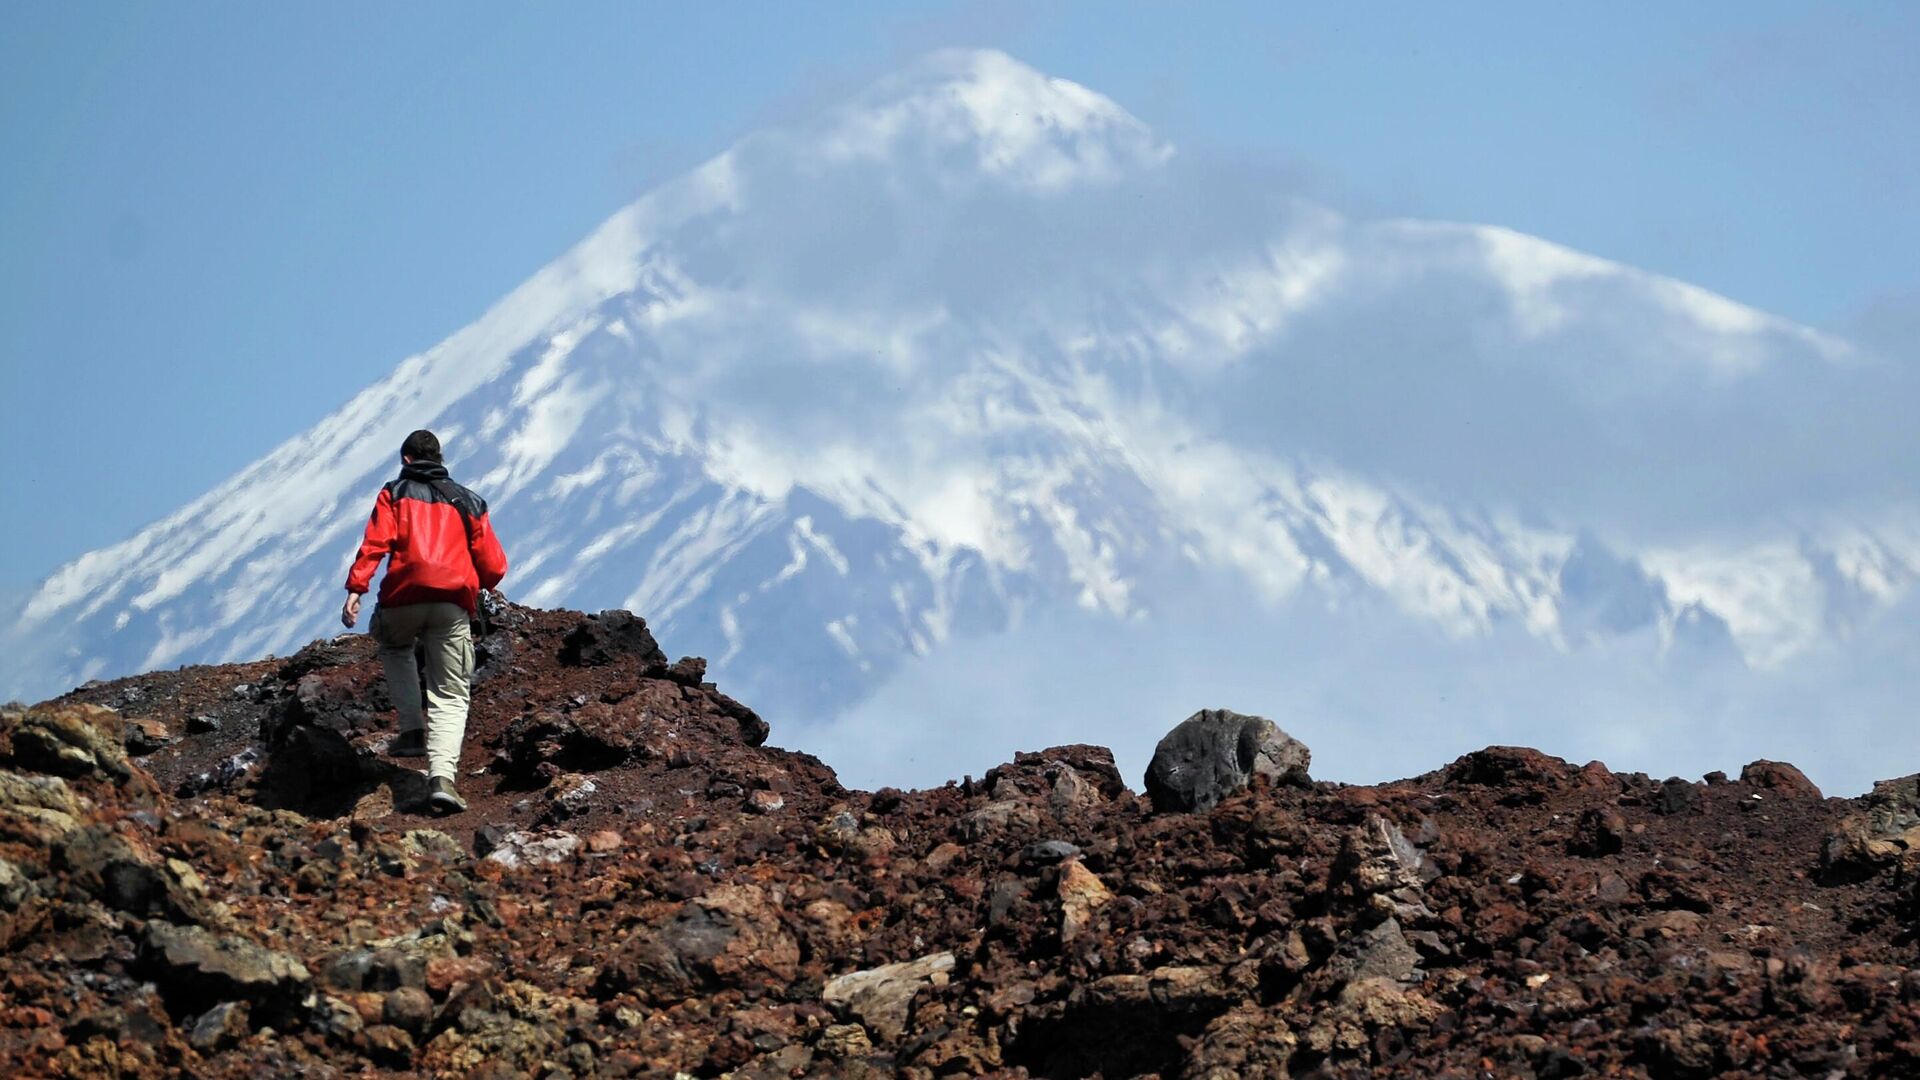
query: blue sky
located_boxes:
[3,2,1915,591]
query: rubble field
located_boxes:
[5,603,1920,1079]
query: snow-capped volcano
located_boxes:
[7,50,1917,791]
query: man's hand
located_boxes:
[341,592,362,629]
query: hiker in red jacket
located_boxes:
[341,429,508,813]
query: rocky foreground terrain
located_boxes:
[6,604,1920,1078]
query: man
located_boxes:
[341,429,508,813]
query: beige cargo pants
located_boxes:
[370,601,472,781]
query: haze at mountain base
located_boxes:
[803,578,1917,797]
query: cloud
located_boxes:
[631,115,1920,555]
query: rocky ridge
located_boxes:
[4,602,1920,1078]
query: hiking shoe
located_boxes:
[428,776,467,814]
[389,729,427,757]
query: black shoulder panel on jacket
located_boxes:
[391,477,487,517]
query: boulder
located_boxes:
[480,830,579,869]
[0,705,134,784]
[961,799,1044,842]
[1324,918,1419,986]
[598,884,799,1003]
[0,857,40,950]
[124,718,174,757]
[142,923,312,1015]
[1656,777,1701,815]
[59,825,212,922]
[1145,709,1311,813]
[1444,746,1574,790]
[1741,760,1822,800]
[667,884,799,987]
[822,951,954,1041]
[320,923,469,994]
[0,769,81,816]
[1328,815,1439,935]
[1821,773,1920,881]
[814,809,897,862]
[1023,839,1082,867]
[557,610,668,670]
[382,987,434,1035]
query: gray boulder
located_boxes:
[823,951,955,1041]
[142,922,312,1016]
[1145,708,1310,813]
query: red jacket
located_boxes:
[346,461,508,613]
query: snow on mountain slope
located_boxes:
[5,51,1916,775]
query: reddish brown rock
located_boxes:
[0,603,1904,1079]
[1742,759,1823,800]
[424,955,492,996]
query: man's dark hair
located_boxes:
[401,429,442,462]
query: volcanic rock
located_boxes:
[381,986,433,1035]
[557,609,668,670]
[124,717,173,756]
[822,951,955,1041]
[1057,859,1113,944]
[1821,772,1920,880]
[1325,917,1419,985]
[481,829,579,869]
[188,1001,250,1053]
[1,601,1913,1078]
[1144,708,1311,813]
[1743,759,1822,799]
[1023,839,1082,866]
[1569,806,1628,856]
[141,922,312,1015]
[1,703,133,782]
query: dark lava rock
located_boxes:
[470,626,516,687]
[1656,777,1701,816]
[1144,708,1311,813]
[710,690,770,747]
[1444,745,1574,790]
[473,824,509,858]
[1022,840,1082,866]
[141,922,312,1016]
[665,656,708,686]
[559,610,669,670]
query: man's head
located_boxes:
[401,429,442,463]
